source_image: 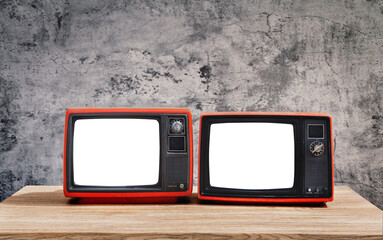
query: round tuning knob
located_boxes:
[170,120,184,134]
[309,141,324,157]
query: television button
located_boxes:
[315,187,320,193]
[323,187,328,193]
[179,183,184,189]
[307,187,312,193]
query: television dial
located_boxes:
[170,120,184,133]
[310,141,324,156]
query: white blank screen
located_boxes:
[73,119,160,186]
[209,123,295,190]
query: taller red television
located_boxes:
[198,112,333,203]
[63,108,193,198]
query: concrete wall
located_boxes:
[0,0,382,209]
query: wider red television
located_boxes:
[63,108,193,198]
[198,112,333,203]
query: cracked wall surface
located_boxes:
[0,0,382,209]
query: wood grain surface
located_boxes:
[0,186,381,239]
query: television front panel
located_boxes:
[198,112,333,203]
[64,108,193,198]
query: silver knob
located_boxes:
[170,120,184,133]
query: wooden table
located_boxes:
[0,186,381,239]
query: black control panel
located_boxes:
[304,120,331,197]
[164,115,189,191]
[168,118,186,152]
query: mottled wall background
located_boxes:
[0,0,382,208]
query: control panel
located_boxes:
[304,121,331,197]
[168,118,186,152]
[165,116,189,191]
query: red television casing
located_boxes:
[198,112,334,203]
[64,108,193,199]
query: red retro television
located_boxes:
[63,108,193,199]
[198,112,333,203]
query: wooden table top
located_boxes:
[0,186,381,239]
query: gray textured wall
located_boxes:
[0,0,382,209]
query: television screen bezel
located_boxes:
[63,108,193,198]
[198,112,334,203]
